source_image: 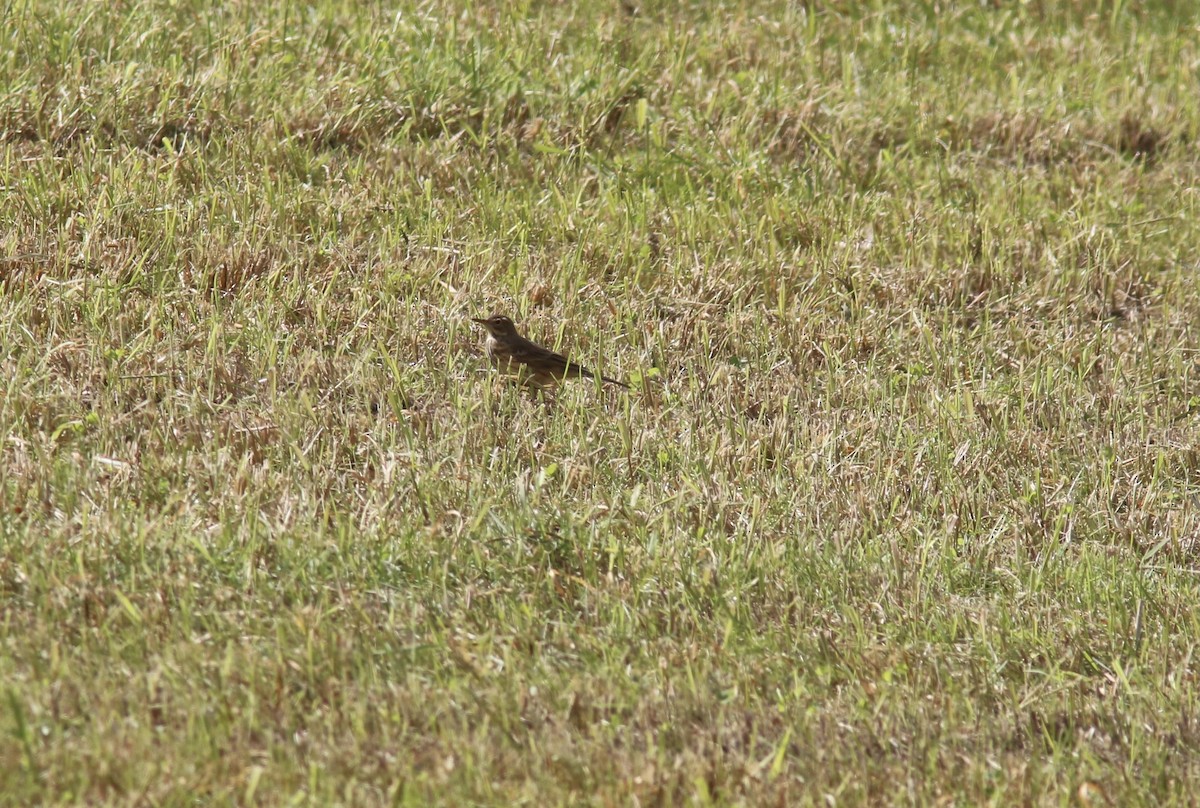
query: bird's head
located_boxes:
[471,314,518,336]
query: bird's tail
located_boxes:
[572,362,629,388]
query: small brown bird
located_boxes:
[471,314,629,389]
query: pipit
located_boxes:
[471,314,629,389]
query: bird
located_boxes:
[471,314,629,389]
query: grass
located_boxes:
[3,0,1200,803]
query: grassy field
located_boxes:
[3,0,1200,804]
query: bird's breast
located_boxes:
[483,335,511,369]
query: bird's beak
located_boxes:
[471,317,487,324]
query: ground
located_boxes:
[2,0,1200,804]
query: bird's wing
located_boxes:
[511,341,596,379]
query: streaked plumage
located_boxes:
[471,314,628,389]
